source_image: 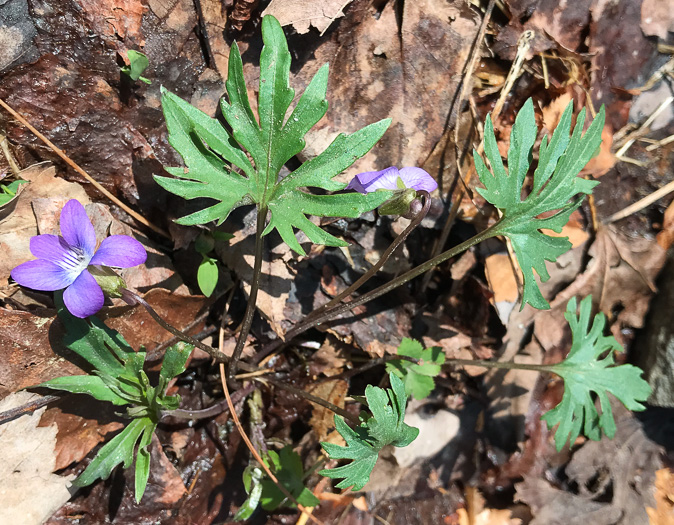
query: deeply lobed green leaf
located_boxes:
[474,99,605,309]
[319,373,418,490]
[157,14,392,255]
[541,296,651,451]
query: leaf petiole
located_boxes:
[227,206,268,384]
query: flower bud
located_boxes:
[88,265,127,298]
[378,187,417,216]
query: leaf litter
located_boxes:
[0,0,673,522]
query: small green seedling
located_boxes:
[0,179,27,206]
[194,231,233,297]
[121,50,151,84]
[386,338,445,400]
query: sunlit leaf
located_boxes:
[319,373,418,490]
[157,15,391,255]
[475,99,605,309]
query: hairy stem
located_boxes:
[228,207,267,383]
[0,394,59,426]
[162,383,255,420]
[297,224,497,332]
[121,288,255,372]
[445,358,554,373]
[301,191,431,328]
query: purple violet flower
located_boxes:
[346,166,438,194]
[11,199,147,318]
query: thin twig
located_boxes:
[645,133,674,151]
[0,134,20,175]
[0,97,169,238]
[420,0,495,293]
[121,288,260,373]
[253,223,498,365]
[147,309,213,359]
[604,179,674,224]
[327,355,417,381]
[263,378,359,425]
[492,30,535,119]
[163,383,254,420]
[444,358,553,372]
[614,96,674,157]
[0,395,59,426]
[454,0,496,159]
[219,365,323,524]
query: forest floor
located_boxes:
[1,0,674,523]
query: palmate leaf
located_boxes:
[319,373,418,490]
[157,15,392,255]
[541,296,651,451]
[386,338,445,400]
[475,98,605,309]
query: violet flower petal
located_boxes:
[90,235,148,268]
[11,259,77,291]
[346,166,400,194]
[63,270,105,318]
[398,167,438,193]
[59,200,97,256]
[30,234,72,263]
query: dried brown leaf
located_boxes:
[0,392,74,525]
[647,469,674,525]
[0,309,82,398]
[307,379,348,442]
[263,0,353,34]
[78,0,146,43]
[458,487,522,525]
[293,0,479,177]
[38,401,124,471]
[0,164,89,285]
[515,476,621,525]
[641,0,674,40]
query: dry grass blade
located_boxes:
[614,96,674,158]
[219,363,324,524]
[217,319,324,525]
[420,0,495,293]
[604,179,674,224]
[0,97,170,238]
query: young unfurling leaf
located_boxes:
[541,296,651,451]
[319,373,418,490]
[121,50,151,84]
[157,15,392,255]
[475,99,605,309]
[386,338,445,400]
